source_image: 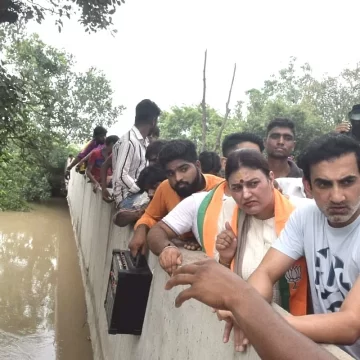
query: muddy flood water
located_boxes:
[0,199,93,360]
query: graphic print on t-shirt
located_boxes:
[314,247,351,312]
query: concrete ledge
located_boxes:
[67,173,352,360]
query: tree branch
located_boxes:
[214,63,237,153]
[201,49,207,152]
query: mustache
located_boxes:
[175,181,190,188]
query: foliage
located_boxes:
[159,58,360,158]
[0,0,125,33]
[0,26,122,211]
[0,151,51,211]
[159,105,243,151]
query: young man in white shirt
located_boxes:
[234,133,360,358]
[110,99,161,227]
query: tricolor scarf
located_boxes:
[197,182,308,316]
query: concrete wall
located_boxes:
[67,173,352,360]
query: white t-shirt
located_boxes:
[162,191,236,246]
[273,202,360,358]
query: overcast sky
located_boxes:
[27,0,360,137]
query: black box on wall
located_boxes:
[104,250,153,335]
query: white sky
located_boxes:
[27,0,360,137]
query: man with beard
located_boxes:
[128,140,222,256]
[228,133,360,358]
[264,118,303,179]
[111,99,161,227]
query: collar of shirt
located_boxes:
[131,125,149,146]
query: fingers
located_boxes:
[165,273,195,290]
[234,326,248,352]
[225,221,236,235]
[141,242,147,256]
[174,287,194,308]
[223,321,233,343]
[159,249,182,275]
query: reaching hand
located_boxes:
[159,246,182,275]
[216,310,249,352]
[165,259,245,310]
[102,188,113,202]
[216,222,237,265]
[129,232,147,257]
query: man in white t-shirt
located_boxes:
[243,133,360,359]
[147,132,265,274]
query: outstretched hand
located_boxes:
[165,259,245,310]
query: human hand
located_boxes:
[335,122,351,134]
[165,259,246,310]
[93,183,101,193]
[159,246,182,275]
[129,232,147,257]
[216,222,237,265]
[102,188,113,202]
[216,310,249,352]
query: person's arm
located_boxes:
[166,260,336,360]
[67,140,94,171]
[86,151,100,189]
[229,285,337,360]
[147,195,197,255]
[113,140,140,194]
[147,195,198,275]
[101,155,113,201]
[285,276,360,345]
[248,207,305,302]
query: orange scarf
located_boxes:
[197,184,308,316]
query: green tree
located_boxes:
[0,26,122,210]
[235,58,360,156]
[0,0,125,33]
[159,105,243,151]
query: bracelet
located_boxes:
[160,244,178,255]
[219,258,231,267]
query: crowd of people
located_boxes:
[66,100,360,359]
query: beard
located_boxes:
[321,199,360,226]
[173,170,202,198]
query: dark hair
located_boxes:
[298,132,360,183]
[266,118,295,137]
[105,135,119,146]
[152,125,160,138]
[225,149,270,181]
[158,140,198,168]
[146,140,168,161]
[68,154,73,157]
[136,164,166,191]
[199,151,221,174]
[222,132,264,157]
[93,126,107,137]
[135,99,161,125]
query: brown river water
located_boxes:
[0,199,93,360]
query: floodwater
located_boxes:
[0,199,93,360]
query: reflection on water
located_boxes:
[0,199,93,360]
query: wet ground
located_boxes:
[0,199,93,360]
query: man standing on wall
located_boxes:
[264,118,303,179]
[111,99,161,227]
